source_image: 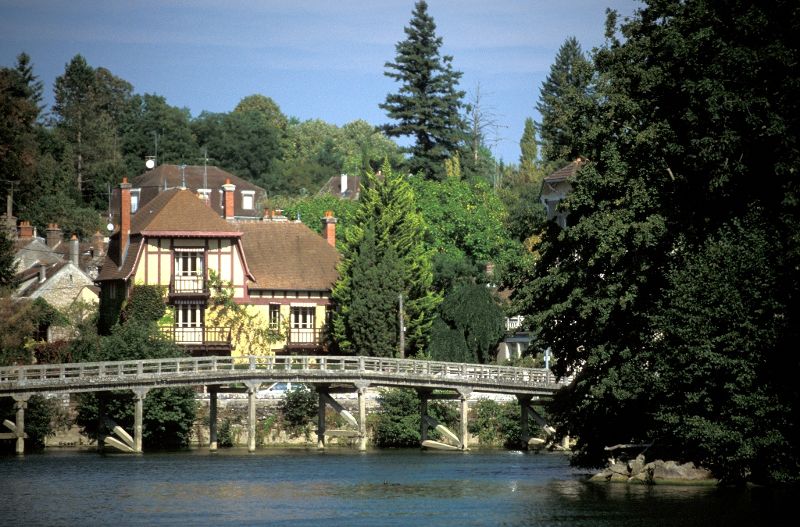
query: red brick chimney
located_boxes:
[119,177,132,263]
[322,210,337,247]
[18,220,34,240]
[222,178,235,220]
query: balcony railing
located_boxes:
[160,326,231,347]
[169,275,209,297]
[287,327,324,347]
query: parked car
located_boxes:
[257,382,308,398]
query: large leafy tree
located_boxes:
[121,93,198,173]
[192,109,282,188]
[331,164,440,356]
[516,0,800,484]
[536,37,595,165]
[380,0,466,180]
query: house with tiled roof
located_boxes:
[97,176,340,357]
[540,157,587,228]
[109,164,266,226]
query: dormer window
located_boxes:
[131,189,141,213]
[242,190,255,210]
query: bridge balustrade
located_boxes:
[1,355,568,397]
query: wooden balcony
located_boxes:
[160,326,231,356]
[168,275,209,300]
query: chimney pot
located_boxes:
[70,235,80,267]
[322,212,337,247]
[222,180,236,220]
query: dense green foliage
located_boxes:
[469,399,523,448]
[428,282,505,363]
[278,386,318,434]
[380,1,466,180]
[332,165,440,356]
[536,37,595,165]
[515,0,800,484]
[0,230,14,288]
[122,285,166,323]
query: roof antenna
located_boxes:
[180,164,187,189]
[202,147,209,190]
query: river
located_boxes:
[0,448,795,526]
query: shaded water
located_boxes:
[1,448,795,526]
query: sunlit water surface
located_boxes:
[1,448,796,526]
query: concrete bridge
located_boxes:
[0,355,570,454]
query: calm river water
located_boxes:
[1,448,796,526]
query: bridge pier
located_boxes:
[13,394,30,455]
[209,386,218,451]
[356,382,369,451]
[317,384,329,449]
[132,388,149,453]
[458,388,471,451]
[517,395,533,449]
[244,381,261,452]
[418,390,430,445]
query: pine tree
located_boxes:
[14,52,44,120]
[332,162,440,356]
[380,1,466,180]
[536,37,595,164]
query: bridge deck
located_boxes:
[0,355,568,398]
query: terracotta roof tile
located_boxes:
[237,222,339,291]
[544,157,588,183]
[131,188,238,235]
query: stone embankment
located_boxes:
[590,454,717,485]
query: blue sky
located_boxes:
[0,0,641,164]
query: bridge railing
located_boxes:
[1,355,566,390]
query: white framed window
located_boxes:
[269,304,281,331]
[131,189,141,213]
[290,306,315,343]
[175,304,203,343]
[241,190,255,210]
[175,250,203,276]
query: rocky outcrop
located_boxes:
[590,454,717,485]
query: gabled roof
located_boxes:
[110,164,265,220]
[543,157,587,184]
[130,188,241,236]
[237,222,340,291]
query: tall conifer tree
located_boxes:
[380,1,466,180]
[331,163,440,356]
[536,37,594,164]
